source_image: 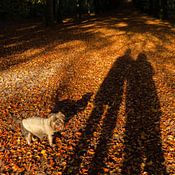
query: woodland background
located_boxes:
[0,0,174,175]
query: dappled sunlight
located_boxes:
[144,19,173,28]
[164,43,175,52]
[21,48,46,58]
[16,24,39,32]
[54,40,86,51]
[114,22,128,27]
[171,28,175,32]
[121,17,129,20]
[0,8,175,175]
[0,55,67,96]
[80,23,96,29]
[4,41,25,48]
[10,35,24,40]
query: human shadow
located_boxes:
[121,53,167,174]
[63,49,133,174]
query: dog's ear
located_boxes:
[57,112,65,121]
[49,115,56,122]
[48,114,56,129]
[49,113,60,123]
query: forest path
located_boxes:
[0,9,174,175]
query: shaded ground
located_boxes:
[0,7,175,175]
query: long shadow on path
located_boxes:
[121,53,167,175]
[62,50,167,175]
[63,49,133,174]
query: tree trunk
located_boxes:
[161,0,168,19]
[94,0,100,14]
[149,0,154,15]
[76,0,82,20]
[45,0,54,26]
[151,0,160,17]
[54,0,62,23]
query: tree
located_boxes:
[45,0,54,26]
[56,0,63,23]
[76,0,82,20]
[94,0,100,13]
[148,0,154,15]
[160,0,168,19]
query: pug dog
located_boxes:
[21,112,65,146]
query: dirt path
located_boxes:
[0,9,174,175]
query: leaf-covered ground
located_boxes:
[0,8,175,175]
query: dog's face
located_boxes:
[49,112,65,132]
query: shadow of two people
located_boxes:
[86,50,167,175]
[121,51,167,175]
[59,49,167,175]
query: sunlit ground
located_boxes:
[0,9,174,175]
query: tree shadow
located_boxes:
[121,53,168,175]
[63,49,133,174]
[0,19,113,71]
[1,7,175,72]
